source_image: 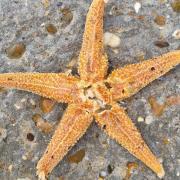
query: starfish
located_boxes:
[0,0,179,179]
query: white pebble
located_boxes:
[8,164,13,172]
[145,115,154,124]
[21,98,26,103]
[112,49,119,54]
[29,98,36,106]
[14,102,22,110]
[158,157,163,163]
[100,171,107,177]
[134,2,141,13]
[104,32,121,48]
[137,116,144,122]
[172,29,180,40]
[177,84,180,89]
[22,155,27,160]
[104,0,109,3]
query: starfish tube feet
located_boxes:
[95,104,165,177]
[36,103,93,178]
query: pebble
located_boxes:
[8,164,13,172]
[158,157,163,163]
[154,15,166,26]
[137,116,144,122]
[45,24,57,35]
[172,29,180,39]
[67,149,85,164]
[22,155,27,160]
[29,98,36,106]
[171,1,180,13]
[99,171,107,177]
[6,43,26,59]
[14,101,24,110]
[104,0,109,3]
[104,32,121,48]
[134,2,141,13]
[0,127,7,142]
[145,115,154,124]
[40,97,56,113]
[154,40,169,48]
[112,49,119,54]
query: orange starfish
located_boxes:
[0,0,179,179]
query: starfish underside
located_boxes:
[0,0,180,179]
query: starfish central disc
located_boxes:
[78,81,113,112]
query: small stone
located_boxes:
[21,98,26,103]
[134,2,141,13]
[32,114,53,134]
[98,178,104,180]
[154,40,169,48]
[104,32,120,48]
[99,171,107,178]
[125,162,139,179]
[45,24,57,35]
[67,149,85,164]
[104,0,109,3]
[154,15,166,26]
[112,49,119,54]
[172,29,180,39]
[29,98,36,108]
[162,137,170,145]
[42,0,50,8]
[148,96,166,116]
[60,7,73,27]
[37,120,53,133]
[6,43,26,59]
[26,133,35,142]
[145,115,154,124]
[40,97,56,113]
[32,114,41,123]
[14,100,24,110]
[22,155,27,160]
[8,164,13,172]
[0,127,7,142]
[158,157,163,163]
[137,116,144,122]
[57,2,63,7]
[107,164,114,174]
[171,0,180,13]
[109,5,124,16]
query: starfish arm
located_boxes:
[107,50,180,100]
[78,0,108,83]
[36,102,93,179]
[0,73,82,103]
[94,104,164,178]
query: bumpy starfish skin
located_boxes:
[37,102,93,177]
[79,0,108,83]
[94,104,164,177]
[0,73,82,103]
[107,51,180,101]
[0,0,179,179]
